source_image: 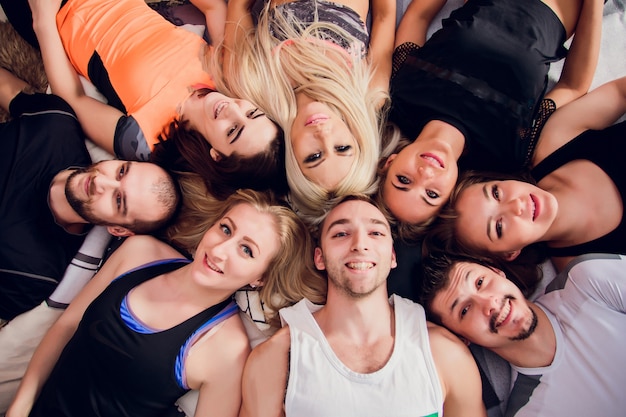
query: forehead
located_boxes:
[222,203,280,252]
[322,200,388,233]
[433,262,483,315]
[123,163,168,220]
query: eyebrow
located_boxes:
[325,217,390,235]
[449,268,471,315]
[121,162,130,216]
[482,184,494,241]
[225,216,261,255]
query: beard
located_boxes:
[65,167,102,225]
[489,295,538,341]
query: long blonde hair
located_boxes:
[166,174,326,325]
[213,2,388,226]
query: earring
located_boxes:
[250,284,257,289]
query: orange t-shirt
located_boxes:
[57,0,215,148]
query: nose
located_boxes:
[480,293,499,317]
[507,197,524,216]
[92,173,118,194]
[350,229,369,252]
[210,239,231,263]
[417,165,435,180]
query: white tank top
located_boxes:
[281,294,444,417]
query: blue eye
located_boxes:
[396,175,410,185]
[242,245,253,258]
[220,224,231,236]
[426,189,439,199]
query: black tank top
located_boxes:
[30,259,233,417]
[531,121,626,257]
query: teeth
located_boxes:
[531,197,536,220]
[346,262,374,270]
[422,155,442,168]
[205,256,223,274]
[496,300,510,327]
[215,101,227,118]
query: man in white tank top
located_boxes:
[239,196,486,417]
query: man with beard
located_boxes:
[1,67,179,322]
[420,252,626,417]
[239,196,486,417]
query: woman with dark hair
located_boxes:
[19,0,286,194]
[378,0,603,239]
[425,76,626,272]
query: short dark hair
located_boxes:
[117,169,181,234]
[151,118,287,199]
[420,250,500,324]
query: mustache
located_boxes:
[488,295,515,333]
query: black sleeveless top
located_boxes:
[531,121,626,257]
[30,259,233,417]
[390,0,567,173]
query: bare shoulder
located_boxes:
[107,235,184,272]
[248,325,291,368]
[427,322,486,417]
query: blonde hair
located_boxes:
[213,3,388,226]
[166,174,326,325]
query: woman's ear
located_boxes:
[502,249,521,261]
[382,154,397,171]
[209,148,222,162]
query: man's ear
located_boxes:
[382,154,397,171]
[107,226,134,237]
[209,148,222,162]
[313,247,326,271]
[502,249,521,261]
[390,248,397,269]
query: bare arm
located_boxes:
[5,236,177,417]
[223,0,257,79]
[544,0,603,108]
[0,68,29,111]
[239,327,290,417]
[534,76,626,165]
[394,0,447,48]
[29,0,122,155]
[367,0,396,95]
[428,323,487,417]
[187,316,251,417]
[190,0,227,46]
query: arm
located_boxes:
[367,0,396,95]
[0,67,29,111]
[29,0,122,155]
[428,323,487,417]
[222,0,257,79]
[394,0,447,48]
[6,236,172,417]
[190,0,227,46]
[544,0,603,108]
[5,237,140,417]
[239,328,291,417]
[186,316,251,417]
[534,76,626,164]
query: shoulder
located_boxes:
[105,235,185,275]
[427,321,472,361]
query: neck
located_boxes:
[315,286,394,345]
[48,170,89,234]
[491,303,556,368]
[418,120,466,160]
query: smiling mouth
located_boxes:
[346,261,375,270]
[84,176,92,198]
[214,101,228,119]
[204,254,223,274]
[530,194,538,221]
[421,153,444,168]
[305,114,329,126]
[494,299,511,328]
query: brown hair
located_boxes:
[151,116,287,199]
[422,170,546,294]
